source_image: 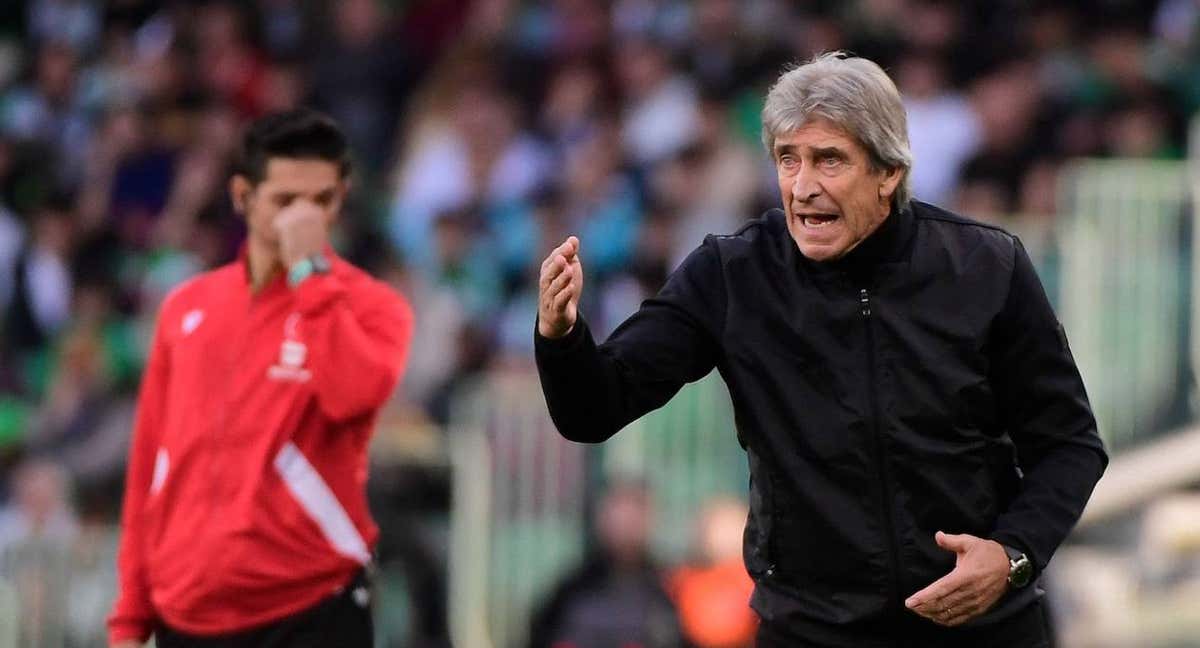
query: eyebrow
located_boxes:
[773,143,848,158]
[811,146,847,158]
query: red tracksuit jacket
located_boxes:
[107,250,413,643]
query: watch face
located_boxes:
[1010,557,1033,588]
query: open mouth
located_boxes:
[800,213,839,228]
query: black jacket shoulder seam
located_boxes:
[713,209,781,240]
[714,219,768,240]
[915,213,1014,237]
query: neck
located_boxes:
[247,238,283,292]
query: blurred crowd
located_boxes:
[0,0,1194,644]
[530,481,757,648]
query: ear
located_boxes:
[229,175,252,215]
[878,166,903,205]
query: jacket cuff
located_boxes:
[989,531,1041,575]
[291,272,346,316]
[534,315,589,357]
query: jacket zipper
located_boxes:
[861,287,903,609]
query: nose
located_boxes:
[791,164,822,203]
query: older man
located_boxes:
[534,52,1107,647]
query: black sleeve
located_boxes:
[534,236,726,443]
[988,238,1108,573]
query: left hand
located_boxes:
[904,531,1010,627]
[274,201,329,268]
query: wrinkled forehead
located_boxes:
[773,118,867,153]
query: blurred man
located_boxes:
[535,53,1106,647]
[528,480,683,648]
[668,497,757,648]
[107,108,413,648]
[0,459,79,555]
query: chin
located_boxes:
[793,235,849,262]
[799,247,844,262]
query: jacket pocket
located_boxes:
[765,470,880,591]
[770,506,866,587]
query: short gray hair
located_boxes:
[762,51,912,208]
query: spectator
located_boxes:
[528,480,683,648]
[23,278,137,488]
[0,458,79,647]
[4,193,74,367]
[668,497,757,648]
[309,0,417,173]
[898,52,981,206]
[0,458,78,555]
[0,39,90,187]
[615,35,700,167]
[190,1,269,119]
[389,59,551,268]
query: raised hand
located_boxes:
[273,201,329,269]
[538,236,583,339]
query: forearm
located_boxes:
[990,432,1107,572]
[534,237,725,443]
[988,238,1109,571]
[535,316,631,442]
[294,275,412,421]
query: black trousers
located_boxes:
[156,571,373,648]
[756,600,1052,648]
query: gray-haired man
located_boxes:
[534,52,1106,646]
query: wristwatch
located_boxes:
[1003,545,1033,588]
[288,253,331,287]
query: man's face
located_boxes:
[774,119,901,262]
[232,157,345,252]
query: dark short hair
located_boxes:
[234,107,350,184]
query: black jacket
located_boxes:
[534,201,1107,645]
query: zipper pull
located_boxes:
[860,288,871,316]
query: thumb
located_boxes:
[935,531,972,554]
